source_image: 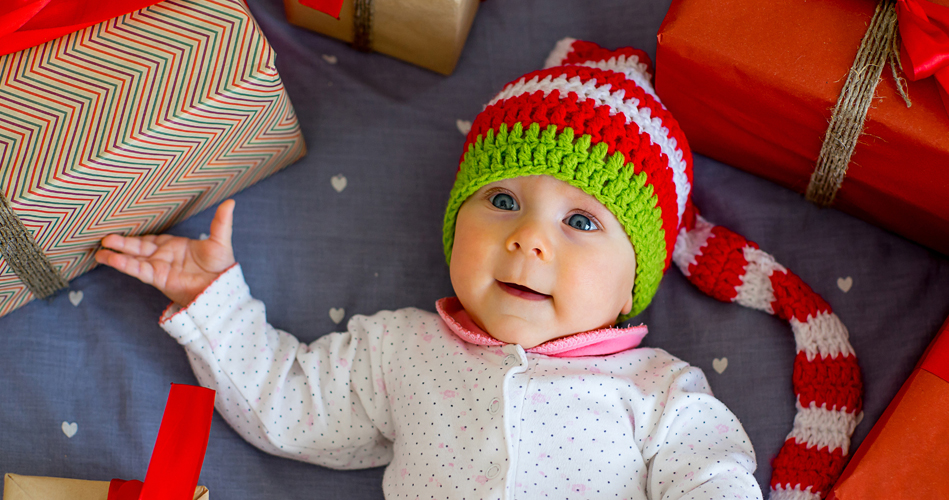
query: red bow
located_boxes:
[0,0,164,57]
[897,0,949,113]
[108,384,216,500]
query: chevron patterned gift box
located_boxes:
[0,0,306,319]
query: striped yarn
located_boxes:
[445,39,693,316]
[0,0,306,318]
[673,216,863,500]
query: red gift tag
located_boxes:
[299,0,345,19]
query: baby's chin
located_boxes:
[470,315,541,348]
[467,305,624,348]
[479,317,581,349]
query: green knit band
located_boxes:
[442,122,667,319]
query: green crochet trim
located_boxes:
[442,122,667,319]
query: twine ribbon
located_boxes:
[0,191,68,299]
[805,0,909,207]
[352,0,373,52]
[299,0,373,51]
[806,0,949,207]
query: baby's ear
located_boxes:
[621,293,634,316]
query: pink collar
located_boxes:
[435,297,648,357]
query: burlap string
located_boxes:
[352,0,373,52]
[0,191,69,299]
[806,0,911,207]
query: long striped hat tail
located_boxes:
[673,216,863,500]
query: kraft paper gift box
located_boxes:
[4,384,216,500]
[655,0,949,256]
[3,475,209,500]
[284,0,480,75]
[0,0,307,319]
[827,314,949,499]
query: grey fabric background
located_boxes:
[2,0,949,498]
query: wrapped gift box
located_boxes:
[655,0,949,256]
[828,314,949,499]
[284,0,479,75]
[3,475,208,500]
[0,0,307,319]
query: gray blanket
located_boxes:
[2,0,948,497]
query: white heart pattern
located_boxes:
[837,276,853,293]
[329,307,345,324]
[322,54,338,64]
[331,174,347,193]
[199,233,209,240]
[62,421,78,438]
[712,357,728,374]
[456,119,472,135]
[68,290,83,307]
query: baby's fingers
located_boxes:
[100,234,160,257]
[209,199,235,248]
[94,249,158,286]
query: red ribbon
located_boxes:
[108,384,216,500]
[897,0,949,113]
[921,316,949,383]
[299,0,345,19]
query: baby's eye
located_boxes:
[565,213,596,231]
[490,193,519,211]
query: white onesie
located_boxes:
[159,264,761,500]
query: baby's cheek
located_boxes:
[567,250,633,321]
[557,261,606,320]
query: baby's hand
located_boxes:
[95,200,237,307]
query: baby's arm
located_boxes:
[96,201,395,469]
[159,265,396,469]
[641,357,762,500]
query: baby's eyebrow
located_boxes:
[573,198,610,216]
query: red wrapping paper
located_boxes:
[827,315,949,499]
[656,0,949,256]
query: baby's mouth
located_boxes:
[497,280,551,301]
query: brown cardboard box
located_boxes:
[3,474,208,500]
[285,0,479,75]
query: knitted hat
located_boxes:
[443,38,862,500]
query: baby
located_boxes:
[95,39,861,500]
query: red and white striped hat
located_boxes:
[442,38,863,500]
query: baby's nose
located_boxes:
[506,221,551,260]
[510,240,543,257]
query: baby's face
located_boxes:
[450,175,636,349]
